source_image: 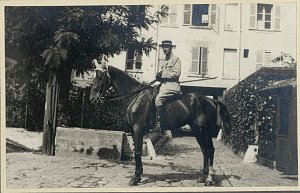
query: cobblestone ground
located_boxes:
[5,137,298,190]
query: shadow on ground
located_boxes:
[140,171,242,187]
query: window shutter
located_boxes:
[210,4,217,25]
[190,47,199,73]
[183,4,191,25]
[250,3,257,29]
[170,5,177,24]
[256,51,264,64]
[201,47,208,75]
[264,51,272,65]
[274,5,281,31]
[256,50,263,70]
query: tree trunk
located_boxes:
[42,72,60,155]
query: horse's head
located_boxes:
[90,59,112,104]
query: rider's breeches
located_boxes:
[155,90,181,106]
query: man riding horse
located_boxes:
[153,40,182,135]
[90,40,231,186]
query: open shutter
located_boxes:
[250,3,257,29]
[274,5,281,31]
[256,50,263,70]
[210,4,219,34]
[201,47,208,75]
[183,4,191,25]
[210,4,217,25]
[170,5,177,24]
[190,47,199,73]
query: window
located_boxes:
[256,50,272,69]
[224,4,238,31]
[250,3,281,31]
[184,4,216,27]
[126,46,142,71]
[190,47,208,76]
[160,5,178,25]
[244,49,249,58]
[257,4,272,29]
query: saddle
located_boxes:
[151,85,182,106]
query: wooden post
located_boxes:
[80,88,85,128]
[42,72,60,155]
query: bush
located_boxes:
[6,85,26,128]
[221,67,295,157]
[57,85,130,132]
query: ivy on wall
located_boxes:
[221,67,295,158]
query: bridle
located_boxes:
[92,66,156,103]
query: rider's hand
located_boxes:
[156,71,163,80]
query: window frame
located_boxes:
[125,47,143,72]
[257,4,273,30]
[189,46,208,76]
[160,4,178,27]
[183,4,215,29]
[249,3,281,31]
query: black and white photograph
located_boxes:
[2,0,299,192]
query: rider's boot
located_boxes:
[152,105,167,135]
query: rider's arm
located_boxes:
[161,57,181,79]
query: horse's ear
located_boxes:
[93,59,106,71]
[93,59,101,69]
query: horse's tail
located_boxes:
[212,99,231,134]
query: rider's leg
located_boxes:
[153,94,166,134]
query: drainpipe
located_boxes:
[154,5,160,75]
[238,3,242,82]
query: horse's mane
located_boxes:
[108,65,146,87]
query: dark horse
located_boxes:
[89,61,230,186]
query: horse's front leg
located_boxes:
[128,125,144,186]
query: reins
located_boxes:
[100,76,218,102]
[101,79,157,102]
[179,76,218,83]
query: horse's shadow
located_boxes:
[140,172,241,186]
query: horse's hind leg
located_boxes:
[128,125,144,186]
[192,126,215,186]
[203,133,215,186]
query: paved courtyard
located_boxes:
[5,135,298,191]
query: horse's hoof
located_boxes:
[204,180,213,186]
[197,176,207,183]
[128,175,141,186]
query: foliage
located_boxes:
[6,84,26,128]
[272,52,297,68]
[5,6,164,80]
[221,67,296,157]
[5,5,165,131]
[57,85,130,132]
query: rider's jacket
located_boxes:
[159,53,181,94]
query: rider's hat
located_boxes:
[161,40,174,48]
